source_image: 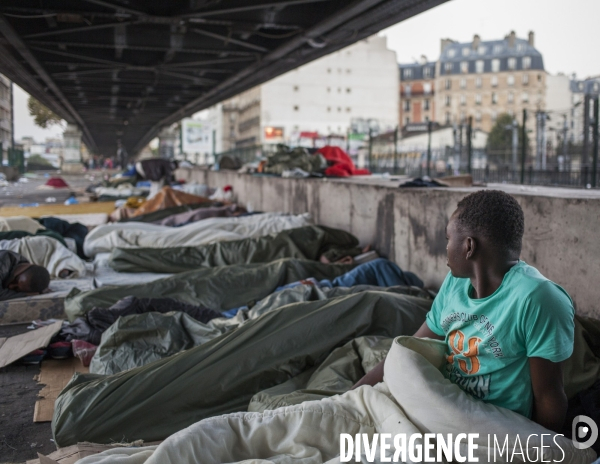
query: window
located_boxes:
[403,68,412,79]
[445,95,451,106]
[337,87,341,93]
[404,84,411,96]
[327,68,331,73]
[346,107,351,113]
[327,87,331,93]
[346,69,351,74]
[327,107,331,112]
[523,56,531,69]
[460,111,466,122]
[516,43,525,52]
[294,105,299,111]
[476,77,482,88]
[522,74,529,85]
[423,67,431,78]
[492,92,498,104]
[462,47,470,57]
[445,112,451,124]
[460,94,466,106]
[293,85,299,92]
[508,58,516,70]
[405,117,410,125]
[403,100,410,111]
[425,116,430,123]
[491,59,500,73]
[346,88,351,93]
[507,75,515,86]
[491,75,498,87]
[460,78,466,89]
[538,74,542,82]
[492,110,498,122]
[522,92,529,103]
[423,83,432,94]
[448,49,456,58]
[508,92,514,103]
[475,60,484,73]
[475,111,482,122]
[445,62,453,72]
[461,61,469,73]
[507,109,514,117]
[445,78,452,90]
[337,107,341,112]
[478,46,487,55]
[475,94,482,105]
[424,99,430,111]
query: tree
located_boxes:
[486,113,528,153]
[27,96,63,128]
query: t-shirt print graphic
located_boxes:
[446,329,491,399]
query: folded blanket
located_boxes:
[108,225,360,273]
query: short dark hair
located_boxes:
[21,265,50,293]
[455,190,524,255]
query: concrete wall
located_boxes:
[177,168,600,318]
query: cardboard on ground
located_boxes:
[0,320,62,368]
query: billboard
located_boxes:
[181,119,213,154]
[264,126,284,141]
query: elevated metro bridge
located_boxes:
[0,0,446,156]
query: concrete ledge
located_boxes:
[177,167,600,318]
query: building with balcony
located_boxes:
[436,31,546,134]
[399,58,436,128]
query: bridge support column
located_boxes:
[61,124,84,173]
[158,126,178,159]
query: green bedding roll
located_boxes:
[108,225,360,273]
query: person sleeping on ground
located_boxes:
[353,189,574,433]
[0,250,50,300]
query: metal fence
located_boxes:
[212,140,600,188]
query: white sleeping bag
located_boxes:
[83,213,312,257]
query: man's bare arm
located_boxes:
[529,357,567,433]
[351,322,444,389]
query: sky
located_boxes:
[380,0,600,78]
[12,0,600,143]
[13,84,65,142]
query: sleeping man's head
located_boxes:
[8,264,50,294]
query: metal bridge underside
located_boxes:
[0,0,446,156]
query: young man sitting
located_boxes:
[0,250,51,301]
[353,190,574,433]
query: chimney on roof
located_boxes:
[508,30,516,48]
[419,55,427,65]
[528,31,534,47]
[472,34,480,51]
[440,38,455,53]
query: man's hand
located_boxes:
[350,322,444,390]
[529,357,567,433]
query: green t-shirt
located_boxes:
[425,261,574,418]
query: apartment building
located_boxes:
[399,58,436,127]
[0,73,12,154]
[213,35,399,151]
[436,31,546,133]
